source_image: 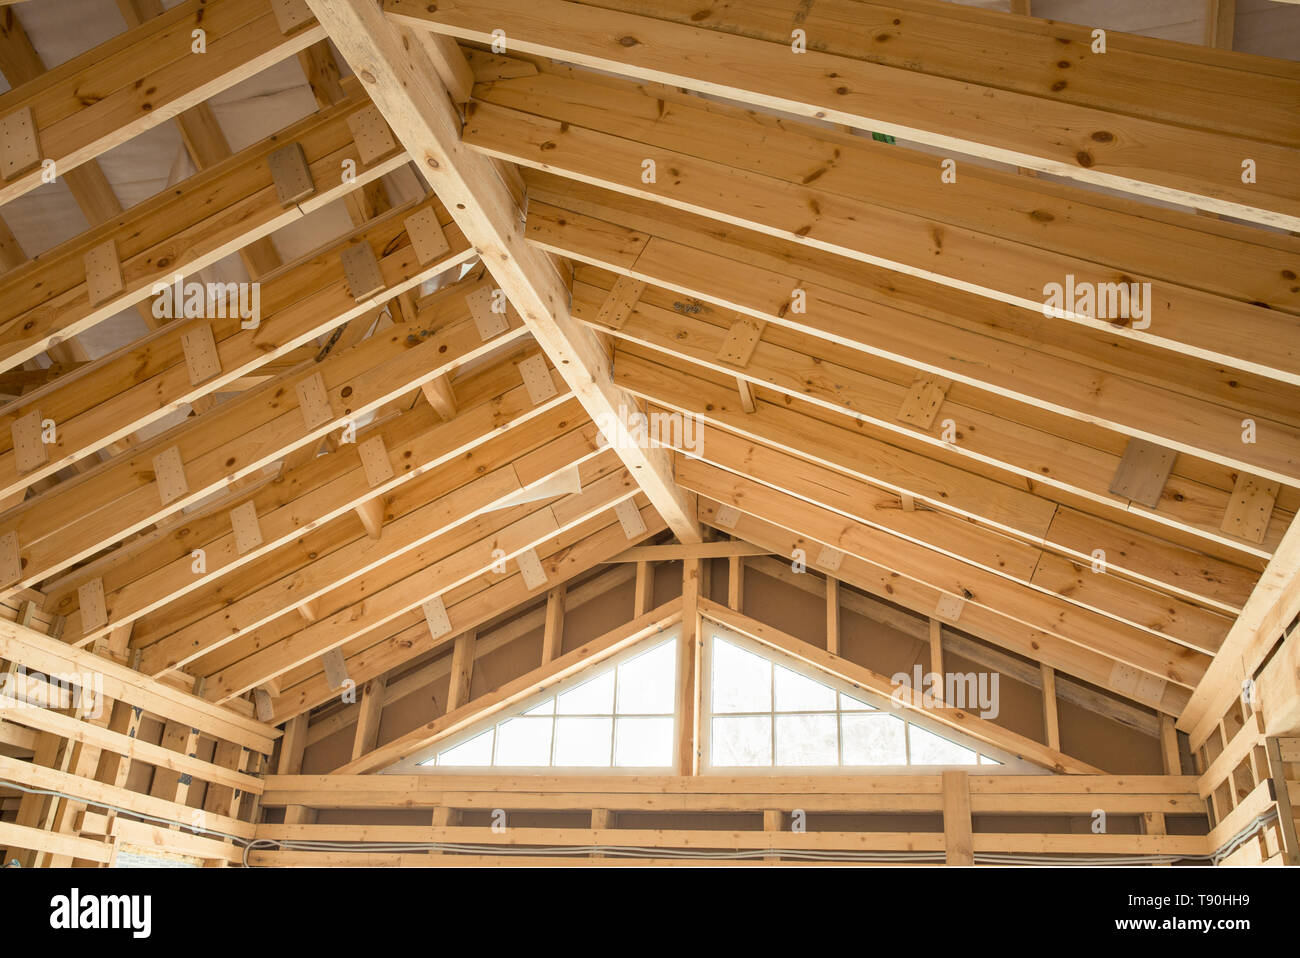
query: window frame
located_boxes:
[698,619,1039,776]
[393,627,683,775]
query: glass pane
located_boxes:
[980,754,1003,766]
[556,670,615,715]
[614,716,674,767]
[775,713,839,766]
[434,728,495,766]
[494,716,553,766]
[712,637,771,713]
[841,713,907,765]
[554,716,614,766]
[711,715,772,766]
[839,692,876,711]
[909,725,978,765]
[616,639,677,714]
[774,664,836,712]
[523,699,554,716]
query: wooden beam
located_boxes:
[530,195,1300,477]
[390,0,1300,229]
[447,630,476,711]
[482,94,1300,385]
[3,301,528,595]
[942,770,974,866]
[351,676,387,761]
[612,540,769,562]
[542,587,565,663]
[1041,663,1061,752]
[677,557,700,776]
[1183,515,1300,741]
[0,0,327,207]
[275,507,663,723]
[304,0,700,543]
[684,460,1211,688]
[727,517,1189,718]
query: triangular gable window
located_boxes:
[421,634,679,770]
[704,626,1008,771]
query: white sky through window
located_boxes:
[416,621,1011,773]
[425,634,678,769]
[707,633,1003,770]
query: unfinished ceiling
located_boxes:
[0,0,1298,868]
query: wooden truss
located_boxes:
[0,0,1298,867]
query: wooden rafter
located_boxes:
[388,0,1300,229]
[302,0,701,544]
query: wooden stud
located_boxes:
[266,141,316,207]
[422,595,452,639]
[270,0,314,34]
[11,409,47,474]
[295,372,333,430]
[1041,663,1061,751]
[517,548,548,590]
[357,436,394,488]
[634,560,654,616]
[448,631,477,711]
[77,578,108,634]
[542,588,565,664]
[1160,716,1181,775]
[229,502,263,556]
[180,322,222,387]
[1108,439,1177,509]
[346,106,399,165]
[152,446,189,507]
[896,373,952,430]
[928,617,942,680]
[404,206,451,265]
[716,316,764,367]
[465,286,509,340]
[942,770,974,866]
[0,531,21,587]
[83,239,124,307]
[0,107,41,180]
[1220,474,1279,544]
[934,592,966,623]
[352,677,388,761]
[339,242,386,302]
[900,493,915,512]
[321,648,350,692]
[518,354,558,405]
[826,577,840,655]
[614,498,647,539]
[594,275,645,330]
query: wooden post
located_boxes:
[1041,663,1061,751]
[942,770,974,866]
[447,630,477,712]
[826,577,840,655]
[542,588,565,663]
[677,558,701,776]
[728,554,743,612]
